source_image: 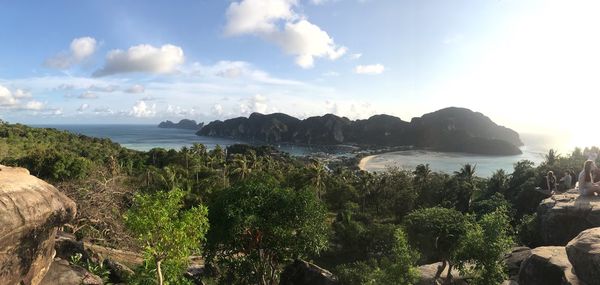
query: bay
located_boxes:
[33,124,353,156]
[359,133,569,177]
[34,125,566,177]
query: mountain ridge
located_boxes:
[158,119,204,130]
[194,107,523,155]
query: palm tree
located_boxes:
[308,161,327,199]
[149,165,181,191]
[231,154,251,181]
[455,163,476,183]
[545,149,559,165]
[413,164,431,188]
[191,143,207,158]
[209,145,226,169]
[180,146,191,177]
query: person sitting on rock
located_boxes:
[578,160,600,196]
[546,171,557,193]
[559,171,572,191]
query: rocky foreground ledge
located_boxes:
[537,189,600,245]
[0,165,76,285]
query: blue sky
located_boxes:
[1,0,599,139]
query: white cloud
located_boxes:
[224,0,297,36]
[70,37,97,60]
[240,94,269,115]
[0,84,58,113]
[78,92,98,99]
[322,71,340,77]
[354,64,385,75]
[350,53,362,60]
[272,20,347,68]
[130,101,156,118]
[77,103,89,112]
[45,37,97,69]
[50,108,63,116]
[93,106,113,114]
[212,103,224,116]
[166,105,200,117]
[0,85,18,106]
[88,84,118,92]
[194,60,303,85]
[224,0,347,68]
[325,100,377,119]
[22,100,44,110]
[93,44,184,76]
[14,89,32,98]
[125,84,145,93]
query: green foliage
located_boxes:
[517,213,542,247]
[470,192,513,219]
[506,160,540,217]
[484,169,509,198]
[364,169,418,220]
[403,207,468,263]
[456,207,514,285]
[125,188,209,285]
[69,253,111,283]
[8,122,600,285]
[206,181,329,285]
[0,123,140,181]
[335,229,419,285]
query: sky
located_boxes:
[1,0,600,145]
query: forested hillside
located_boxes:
[0,120,595,285]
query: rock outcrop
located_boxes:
[505,247,532,280]
[39,258,102,285]
[566,227,600,285]
[0,165,76,285]
[518,246,582,285]
[198,107,523,155]
[537,190,600,245]
[158,119,204,130]
[279,259,338,285]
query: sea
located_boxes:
[34,124,569,177]
[34,124,353,156]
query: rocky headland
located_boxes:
[158,119,204,130]
[197,107,523,155]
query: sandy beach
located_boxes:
[358,155,376,171]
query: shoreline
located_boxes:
[358,155,375,171]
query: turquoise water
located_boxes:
[34,124,353,156]
[362,149,546,177]
[361,133,562,177]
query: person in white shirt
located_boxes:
[578,160,600,196]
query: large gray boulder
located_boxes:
[0,165,77,285]
[504,247,532,280]
[279,259,338,285]
[566,227,600,285]
[40,258,103,285]
[537,190,600,245]
[518,246,583,285]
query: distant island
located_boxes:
[195,107,523,155]
[158,119,204,130]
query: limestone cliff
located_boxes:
[197,107,523,155]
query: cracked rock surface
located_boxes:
[0,165,76,285]
[537,189,600,245]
